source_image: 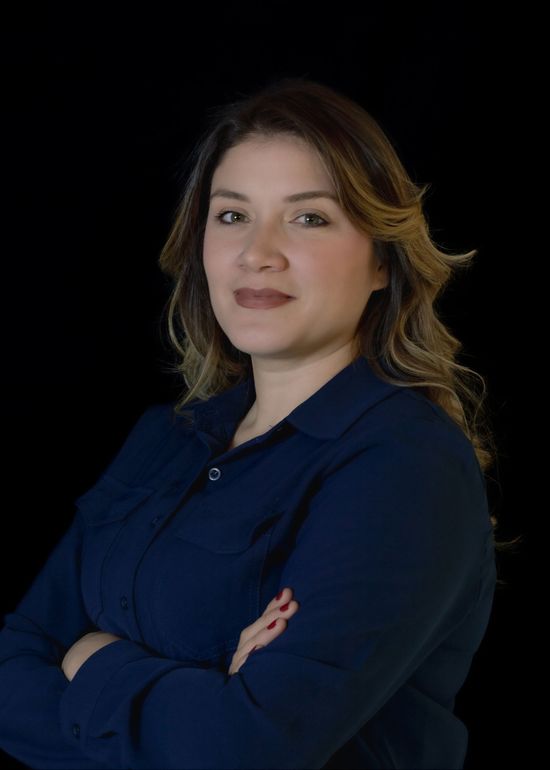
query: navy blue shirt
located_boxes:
[0,355,496,769]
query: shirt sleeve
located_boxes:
[0,403,167,770]
[56,429,491,770]
[0,509,112,769]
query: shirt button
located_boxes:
[72,723,80,738]
[208,467,222,481]
[120,595,129,610]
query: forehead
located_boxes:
[212,135,331,181]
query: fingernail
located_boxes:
[279,602,289,612]
[267,620,277,629]
[275,590,283,600]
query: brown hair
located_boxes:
[157,76,521,574]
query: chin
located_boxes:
[225,340,294,359]
[229,344,287,357]
[218,315,306,353]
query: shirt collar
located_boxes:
[188,355,402,442]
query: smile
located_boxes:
[234,295,295,310]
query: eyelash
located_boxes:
[213,210,329,227]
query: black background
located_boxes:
[2,4,534,768]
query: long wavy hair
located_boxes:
[156,76,520,570]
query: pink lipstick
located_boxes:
[234,288,295,310]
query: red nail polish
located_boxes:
[279,602,289,612]
[267,620,277,629]
[276,590,283,600]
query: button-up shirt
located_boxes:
[0,355,497,769]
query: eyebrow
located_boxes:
[209,188,339,204]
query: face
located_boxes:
[202,134,388,366]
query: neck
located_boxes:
[242,342,358,431]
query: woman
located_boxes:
[0,77,504,769]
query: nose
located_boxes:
[238,223,288,271]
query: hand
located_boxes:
[228,587,300,676]
[61,630,123,681]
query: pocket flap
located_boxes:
[174,503,283,553]
[75,473,156,525]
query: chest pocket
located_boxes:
[152,500,284,660]
[174,503,283,553]
[76,474,156,623]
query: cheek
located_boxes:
[304,257,370,303]
[202,227,222,268]
[329,241,374,302]
[202,236,213,276]
[202,241,226,287]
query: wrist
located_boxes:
[62,632,123,681]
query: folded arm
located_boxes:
[55,434,488,769]
[0,514,113,769]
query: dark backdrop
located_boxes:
[2,5,533,768]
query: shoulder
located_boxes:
[99,400,184,481]
[115,400,181,447]
[312,388,490,546]
[328,385,484,497]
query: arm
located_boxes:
[56,432,493,770]
[62,631,124,682]
[0,403,167,769]
[0,512,113,769]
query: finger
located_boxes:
[247,611,292,655]
[252,589,297,637]
[228,643,264,676]
[260,587,293,617]
[229,641,265,676]
[230,599,302,675]
[236,590,294,644]
[244,600,300,654]
[231,614,291,675]
[238,599,300,645]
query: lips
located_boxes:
[234,288,295,310]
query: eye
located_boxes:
[214,210,246,225]
[295,212,328,227]
[213,211,328,227]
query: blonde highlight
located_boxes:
[156,76,521,579]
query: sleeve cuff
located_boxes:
[59,638,151,752]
